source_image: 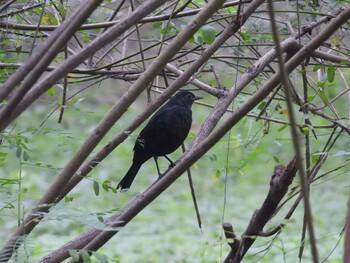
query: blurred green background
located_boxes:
[1,77,348,262]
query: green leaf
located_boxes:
[317,80,326,87]
[215,169,221,178]
[111,188,118,194]
[16,146,22,158]
[57,2,66,19]
[0,151,7,166]
[257,101,266,110]
[81,250,91,263]
[307,94,316,103]
[41,14,50,25]
[47,87,54,96]
[300,126,310,135]
[277,124,288,132]
[311,153,323,164]
[273,156,280,163]
[318,89,329,103]
[83,33,89,42]
[153,21,163,28]
[23,151,30,161]
[327,64,335,83]
[64,196,73,202]
[241,31,252,43]
[161,24,174,35]
[49,14,58,25]
[312,64,323,71]
[93,181,100,196]
[227,6,237,14]
[93,252,109,263]
[69,250,79,262]
[202,25,216,44]
[102,180,111,192]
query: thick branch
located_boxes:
[226,160,297,262]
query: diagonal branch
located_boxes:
[0,1,250,31]
[0,0,103,103]
[224,159,298,262]
[0,0,168,132]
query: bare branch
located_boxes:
[0,0,249,31]
[225,160,298,262]
[0,0,103,103]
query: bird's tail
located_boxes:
[117,163,141,190]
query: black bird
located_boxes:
[117,90,202,190]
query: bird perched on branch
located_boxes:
[117,90,202,191]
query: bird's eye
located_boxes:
[187,94,193,99]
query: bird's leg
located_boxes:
[163,155,175,167]
[154,157,163,177]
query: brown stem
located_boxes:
[224,160,298,262]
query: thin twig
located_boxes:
[181,143,202,231]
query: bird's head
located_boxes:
[171,90,203,107]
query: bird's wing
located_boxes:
[137,105,191,155]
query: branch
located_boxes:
[224,160,298,262]
[0,0,168,131]
[0,0,103,103]
[0,0,249,31]
[0,0,16,13]
[223,223,240,251]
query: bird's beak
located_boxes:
[194,95,203,101]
